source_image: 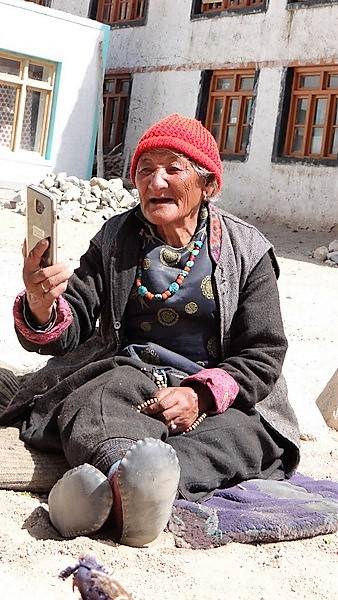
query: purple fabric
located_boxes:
[169,473,338,549]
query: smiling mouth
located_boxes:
[148,197,175,205]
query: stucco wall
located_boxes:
[52,0,90,19]
[0,0,106,186]
[107,0,338,229]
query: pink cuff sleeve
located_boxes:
[182,368,239,415]
[13,291,73,345]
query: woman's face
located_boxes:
[135,149,208,229]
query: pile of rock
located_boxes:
[312,240,338,267]
[13,172,139,224]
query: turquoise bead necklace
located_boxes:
[135,236,205,303]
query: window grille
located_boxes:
[0,53,55,155]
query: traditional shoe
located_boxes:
[109,438,180,547]
[48,463,113,538]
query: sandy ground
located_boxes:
[0,207,337,600]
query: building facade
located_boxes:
[2,1,337,228]
[0,0,108,186]
[94,0,338,229]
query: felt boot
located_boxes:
[109,438,180,547]
[48,463,113,537]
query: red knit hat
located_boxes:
[130,113,223,191]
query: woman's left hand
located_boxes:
[141,387,200,434]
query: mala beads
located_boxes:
[136,238,204,302]
[136,397,207,434]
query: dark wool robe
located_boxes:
[0,204,300,499]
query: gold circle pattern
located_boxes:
[140,321,152,332]
[185,301,198,315]
[201,275,214,300]
[157,308,179,327]
[142,258,151,270]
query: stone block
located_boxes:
[316,369,338,430]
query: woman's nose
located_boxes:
[148,168,168,191]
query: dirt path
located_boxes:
[0,208,337,600]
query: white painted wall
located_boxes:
[0,0,106,186]
[52,0,90,19]
[107,0,338,229]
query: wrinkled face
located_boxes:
[135,149,207,229]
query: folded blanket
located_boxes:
[169,474,338,548]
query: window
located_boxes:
[103,74,131,151]
[96,0,147,25]
[193,0,266,16]
[0,53,56,155]
[283,65,338,160]
[204,69,256,159]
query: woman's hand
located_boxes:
[142,386,201,434]
[22,238,73,325]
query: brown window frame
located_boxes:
[283,65,338,161]
[205,68,257,159]
[103,73,131,152]
[96,0,147,25]
[194,0,266,15]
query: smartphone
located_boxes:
[26,184,57,267]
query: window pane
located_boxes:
[330,129,338,155]
[212,99,223,124]
[211,125,220,142]
[295,98,308,125]
[310,127,323,154]
[216,77,233,91]
[243,97,253,124]
[121,79,130,93]
[104,79,115,93]
[28,63,50,82]
[334,99,338,125]
[299,75,320,89]
[20,88,47,152]
[241,125,249,152]
[0,56,20,76]
[240,77,254,91]
[229,98,239,124]
[224,126,236,151]
[328,75,338,89]
[291,128,304,153]
[313,98,327,125]
[0,83,17,149]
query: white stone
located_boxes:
[42,176,55,190]
[316,370,338,431]
[62,186,81,202]
[327,251,338,264]
[108,178,124,193]
[328,239,338,252]
[49,186,62,197]
[90,185,102,199]
[325,259,338,268]
[313,246,328,261]
[58,201,83,220]
[119,189,134,208]
[65,175,80,186]
[96,177,110,190]
[89,177,100,187]
[85,200,99,211]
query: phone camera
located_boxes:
[35,199,45,215]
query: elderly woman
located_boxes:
[2,114,299,547]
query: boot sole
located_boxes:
[48,463,113,537]
[117,438,180,547]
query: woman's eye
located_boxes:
[138,168,152,175]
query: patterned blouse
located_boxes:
[124,206,221,371]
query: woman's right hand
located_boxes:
[23,238,73,325]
